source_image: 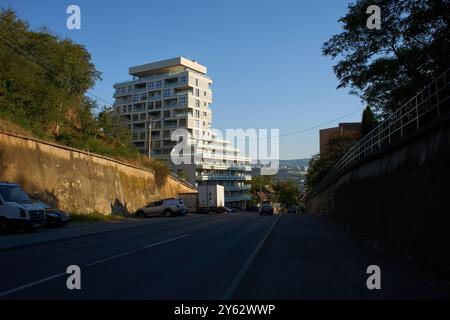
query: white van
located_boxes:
[0,182,46,233]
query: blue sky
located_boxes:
[4,0,362,159]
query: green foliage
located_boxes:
[322,0,450,113]
[361,106,378,136]
[273,180,299,207]
[0,8,170,180]
[305,131,360,192]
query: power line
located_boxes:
[0,28,114,107]
[228,108,363,143]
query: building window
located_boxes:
[148,82,155,89]
[195,120,200,128]
[195,89,199,97]
[195,79,199,86]
[204,91,207,96]
[180,76,187,84]
[163,89,171,97]
[195,99,200,108]
[195,110,200,118]
[203,111,207,117]
[133,94,139,102]
[155,80,162,88]
[179,96,187,106]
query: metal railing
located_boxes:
[314,69,450,194]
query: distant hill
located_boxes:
[279,158,310,168]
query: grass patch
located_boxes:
[69,212,132,223]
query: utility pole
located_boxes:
[147,116,152,158]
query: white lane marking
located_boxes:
[0,233,190,298]
[0,273,65,298]
[85,233,190,267]
[221,214,282,300]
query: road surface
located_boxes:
[0,213,447,299]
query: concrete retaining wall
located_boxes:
[307,120,450,280]
[0,131,196,215]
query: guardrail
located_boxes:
[314,68,450,194]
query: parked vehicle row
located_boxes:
[0,181,70,234]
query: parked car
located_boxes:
[0,182,45,233]
[45,209,70,227]
[37,202,70,227]
[223,206,233,213]
[136,198,187,217]
[259,202,274,216]
[287,206,300,214]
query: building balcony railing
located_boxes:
[196,174,252,181]
[224,185,252,191]
[225,194,252,202]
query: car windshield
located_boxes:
[0,185,31,202]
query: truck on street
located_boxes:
[0,182,46,233]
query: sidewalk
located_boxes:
[0,216,176,252]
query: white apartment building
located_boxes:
[112,57,252,208]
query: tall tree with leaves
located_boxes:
[323,0,450,113]
[361,106,378,136]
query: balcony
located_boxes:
[224,185,252,191]
[225,194,252,202]
[196,174,252,181]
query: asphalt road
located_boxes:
[0,213,447,300]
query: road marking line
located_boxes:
[0,273,65,298]
[85,233,190,267]
[221,214,282,300]
[0,233,190,298]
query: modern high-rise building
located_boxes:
[112,57,252,208]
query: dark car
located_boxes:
[246,206,259,212]
[45,208,70,227]
[259,203,274,216]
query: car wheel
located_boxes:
[163,209,172,217]
[136,211,146,218]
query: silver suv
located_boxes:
[136,198,187,217]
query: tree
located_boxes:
[250,175,273,205]
[305,131,360,192]
[361,106,378,136]
[322,0,450,113]
[273,180,299,207]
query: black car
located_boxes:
[260,203,274,215]
[45,208,70,227]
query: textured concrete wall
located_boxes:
[0,131,196,215]
[307,120,450,280]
